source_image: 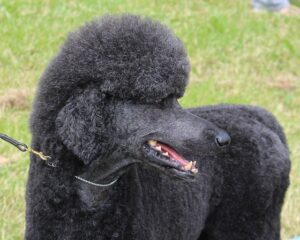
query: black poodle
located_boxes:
[26,15,290,240]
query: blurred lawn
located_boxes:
[0,0,299,239]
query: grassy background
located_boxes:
[0,0,299,239]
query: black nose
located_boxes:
[215,131,231,147]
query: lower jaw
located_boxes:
[168,167,197,180]
[142,144,197,179]
[142,156,195,180]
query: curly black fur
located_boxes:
[26,15,290,240]
[30,14,189,137]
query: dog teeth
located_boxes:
[183,161,198,173]
[184,161,193,171]
[147,140,198,174]
[155,146,162,151]
[148,140,157,147]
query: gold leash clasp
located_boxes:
[26,148,51,161]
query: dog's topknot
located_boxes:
[31,14,189,134]
[66,14,190,100]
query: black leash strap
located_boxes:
[0,133,28,152]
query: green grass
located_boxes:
[0,0,299,239]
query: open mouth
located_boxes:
[143,140,198,175]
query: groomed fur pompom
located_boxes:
[31,14,189,135]
[64,14,190,101]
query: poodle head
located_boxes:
[31,15,230,182]
[55,86,229,181]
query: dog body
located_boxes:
[26,15,290,240]
[189,105,290,239]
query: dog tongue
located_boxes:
[158,142,189,166]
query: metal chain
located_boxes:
[74,175,118,187]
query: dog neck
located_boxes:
[26,156,141,239]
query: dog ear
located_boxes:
[55,88,110,164]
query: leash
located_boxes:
[0,134,51,161]
[0,133,118,187]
